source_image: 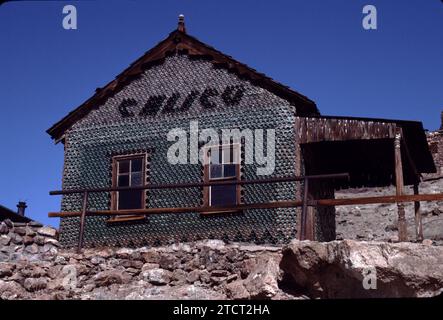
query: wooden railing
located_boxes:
[48,172,443,252]
[48,173,350,251]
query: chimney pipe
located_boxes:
[178,14,186,33]
[17,201,27,217]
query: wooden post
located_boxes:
[394,129,408,242]
[413,184,423,241]
[77,191,88,252]
[300,177,309,240]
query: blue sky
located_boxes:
[0,0,442,226]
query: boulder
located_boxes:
[25,243,40,254]
[0,280,26,299]
[243,256,281,299]
[24,278,48,292]
[226,280,250,300]
[22,236,34,246]
[0,235,11,246]
[280,240,443,298]
[143,268,171,285]
[3,219,13,228]
[94,270,132,287]
[37,226,57,238]
[14,227,27,236]
[0,262,14,278]
[0,222,9,234]
[186,269,201,284]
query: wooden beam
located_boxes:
[394,128,408,241]
[48,200,304,218]
[315,193,443,206]
[48,193,443,218]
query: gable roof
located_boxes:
[47,20,319,142]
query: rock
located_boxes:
[226,280,250,299]
[21,265,46,278]
[171,269,187,284]
[44,238,60,247]
[115,248,133,259]
[13,227,27,236]
[0,280,25,299]
[199,239,226,251]
[120,259,143,269]
[22,236,34,246]
[94,270,132,287]
[25,227,37,237]
[141,263,160,271]
[211,269,229,277]
[90,256,106,265]
[281,239,443,298]
[158,255,176,270]
[0,235,11,246]
[0,262,14,277]
[25,244,39,254]
[0,222,9,234]
[243,256,281,299]
[141,251,160,264]
[3,219,13,228]
[37,226,57,238]
[226,274,238,283]
[24,278,48,292]
[199,270,211,284]
[144,268,171,285]
[34,235,46,245]
[11,234,23,245]
[186,269,201,283]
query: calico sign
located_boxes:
[118,85,246,118]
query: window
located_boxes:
[110,154,147,222]
[203,144,241,211]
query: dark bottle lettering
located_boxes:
[163,93,181,113]
[118,98,138,118]
[139,95,166,116]
[179,90,200,112]
[221,85,245,106]
[200,87,219,109]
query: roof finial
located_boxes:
[178,14,186,33]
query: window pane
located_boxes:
[118,175,129,187]
[210,164,223,179]
[210,185,237,206]
[131,158,143,172]
[118,160,130,174]
[224,164,236,178]
[118,190,143,210]
[222,146,234,164]
[131,172,143,186]
[210,147,222,164]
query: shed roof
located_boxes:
[0,204,32,223]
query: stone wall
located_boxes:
[1,237,442,300]
[427,130,443,177]
[0,219,59,258]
